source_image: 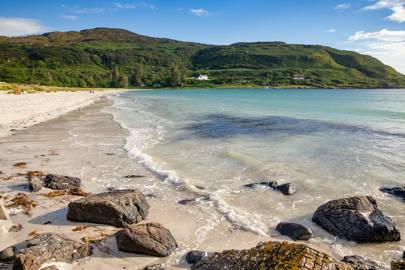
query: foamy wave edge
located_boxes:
[105,94,269,236]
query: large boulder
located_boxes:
[43,174,81,191]
[276,222,313,240]
[191,241,352,270]
[116,222,178,257]
[312,196,400,243]
[13,233,92,270]
[67,189,149,227]
[342,256,387,270]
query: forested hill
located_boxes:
[0,27,404,88]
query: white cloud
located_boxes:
[349,29,405,41]
[328,29,337,33]
[190,8,208,16]
[69,7,105,14]
[335,3,352,10]
[364,0,405,22]
[114,3,136,9]
[60,15,78,20]
[0,17,48,37]
[348,29,405,73]
[139,2,155,9]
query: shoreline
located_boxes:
[0,90,403,269]
[0,98,267,269]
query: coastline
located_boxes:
[0,97,266,269]
[0,90,403,269]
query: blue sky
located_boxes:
[1,0,405,73]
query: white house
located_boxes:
[196,74,209,81]
[293,74,305,80]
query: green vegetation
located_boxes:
[0,28,404,88]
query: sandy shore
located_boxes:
[0,98,267,269]
[0,90,121,138]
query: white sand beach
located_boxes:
[0,91,118,138]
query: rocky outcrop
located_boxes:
[43,174,81,191]
[342,256,387,270]
[243,181,296,195]
[380,186,405,200]
[312,196,400,243]
[12,233,92,270]
[276,222,313,240]
[191,241,352,270]
[116,222,178,257]
[67,189,149,227]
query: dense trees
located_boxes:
[0,28,404,88]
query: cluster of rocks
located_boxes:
[2,170,405,269]
[1,172,178,270]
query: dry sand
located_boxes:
[0,91,120,138]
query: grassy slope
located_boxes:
[0,28,404,88]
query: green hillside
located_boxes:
[0,28,404,88]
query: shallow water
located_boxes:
[107,88,405,264]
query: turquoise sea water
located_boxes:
[109,88,405,263]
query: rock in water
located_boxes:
[380,186,405,200]
[275,183,296,195]
[191,241,351,270]
[13,233,92,270]
[312,196,400,243]
[276,222,313,240]
[243,181,296,195]
[43,174,81,190]
[67,189,149,227]
[342,256,387,270]
[116,222,178,257]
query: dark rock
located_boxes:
[276,222,313,240]
[380,186,405,200]
[403,250,405,259]
[123,175,145,179]
[178,199,196,205]
[116,222,178,257]
[243,181,296,195]
[143,264,165,270]
[13,233,92,270]
[392,261,405,270]
[191,241,351,270]
[67,189,149,227]
[312,196,400,243]
[276,183,296,195]
[41,266,59,270]
[26,171,44,192]
[0,246,16,262]
[186,251,207,265]
[43,174,81,191]
[342,255,387,270]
